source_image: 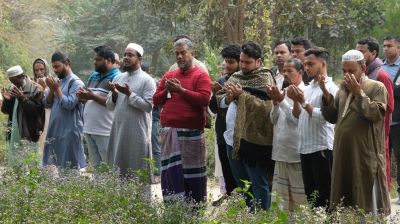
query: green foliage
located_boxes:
[0,70,9,165]
[371,0,400,49]
[203,44,222,81]
[270,0,385,79]
[205,118,216,177]
[0,152,200,223]
[0,153,395,223]
[0,0,63,75]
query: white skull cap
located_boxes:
[6,65,24,78]
[342,49,364,62]
[126,43,144,57]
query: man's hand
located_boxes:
[211,81,223,94]
[107,81,118,102]
[10,86,25,101]
[108,82,117,95]
[166,78,185,94]
[318,74,331,96]
[344,73,362,96]
[266,85,285,104]
[46,76,60,92]
[287,85,305,103]
[226,83,242,100]
[38,78,47,89]
[115,83,131,96]
[318,74,333,104]
[1,88,12,101]
[76,87,94,101]
[225,87,234,104]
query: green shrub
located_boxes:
[0,150,397,223]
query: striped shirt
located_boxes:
[271,82,305,162]
[298,77,338,154]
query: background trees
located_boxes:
[0,0,394,80]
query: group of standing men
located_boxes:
[211,36,400,216]
[2,35,400,216]
[1,43,156,177]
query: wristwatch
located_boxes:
[301,101,308,109]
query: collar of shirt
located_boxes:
[276,69,283,77]
[128,67,142,76]
[297,81,306,90]
[309,76,332,87]
[383,56,400,66]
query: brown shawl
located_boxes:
[216,67,276,159]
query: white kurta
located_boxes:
[106,68,156,175]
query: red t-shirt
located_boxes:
[153,66,211,129]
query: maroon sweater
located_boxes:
[153,66,211,129]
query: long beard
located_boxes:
[57,69,67,79]
[57,73,66,79]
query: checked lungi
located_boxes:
[160,127,207,203]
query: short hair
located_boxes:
[173,38,193,51]
[94,45,115,63]
[384,36,400,44]
[173,35,192,43]
[357,37,379,56]
[274,40,291,52]
[304,47,330,63]
[241,41,263,60]
[291,37,312,50]
[51,51,70,64]
[284,58,304,72]
[221,44,241,62]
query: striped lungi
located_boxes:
[160,127,207,203]
[272,161,306,211]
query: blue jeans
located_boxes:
[152,120,161,175]
[226,144,271,209]
[84,134,109,168]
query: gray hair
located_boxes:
[284,58,304,72]
[174,38,193,51]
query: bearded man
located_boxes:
[42,52,86,170]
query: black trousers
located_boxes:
[217,143,237,195]
[390,124,400,194]
[300,150,333,208]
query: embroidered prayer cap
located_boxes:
[126,43,144,57]
[6,65,24,78]
[342,49,364,62]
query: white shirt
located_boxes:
[83,88,114,136]
[271,82,305,162]
[220,97,236,147]
[275,70,284,90]
[297,77,338,154]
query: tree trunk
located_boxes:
[237,0,246,43]
[150,49,161,77]
[219,0,246,43]
[220,0,235,43]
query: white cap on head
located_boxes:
[342,49,364,62]
[6,65,24,78]
[114,53,120,62]
[126,43,144,57]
